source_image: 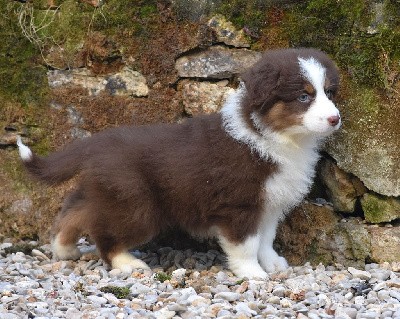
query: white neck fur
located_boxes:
[220,85,320,164]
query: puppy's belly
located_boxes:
[188,225,219,240]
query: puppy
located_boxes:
[17,48,340,279]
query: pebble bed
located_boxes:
[1,239,400,319]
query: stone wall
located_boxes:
[0,0,399,267]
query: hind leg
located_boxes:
[93,235,150,273]
[111,252,150,272]
[51,189,85,260]
[87,204,159,272]
[82,179,162,272]
[52,230,82,260]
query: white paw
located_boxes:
[52,235,82,260]
[229,260,268,279]
[259,249,289,273]
[111,252,150,273]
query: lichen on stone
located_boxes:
[361,193,400,224]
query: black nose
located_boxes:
[328,115,340,126]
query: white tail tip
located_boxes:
[17,136,33,161]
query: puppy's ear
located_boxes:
[241,58,281,113]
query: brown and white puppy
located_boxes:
[17,48,340,279]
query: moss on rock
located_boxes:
[283,0,400,90]
[361,193,400,224]
[0,1,48,105]
[100,286,130,299]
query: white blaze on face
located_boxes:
[298,57,341,134]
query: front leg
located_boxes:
[258,213,288,273]
[219,233,267,279]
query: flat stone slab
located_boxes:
[47,66,149,97]
[175,45,261,79]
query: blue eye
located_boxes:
[298,93,310,103]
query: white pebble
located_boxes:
[344,292,354,300]
[16,281,40,290]
[109,269,122,277]
[362,311,379,318]
[235,302,257,316]
[130,282,151,295]
[0,243,13,250]
[262,304,277,315]
[154,307,176,319]
[214,292,240,302]
[217,309,233,317]
[272,285,286,297]
[176,287,197,302]
[32,249,50,261]
[11,252,27,263]
[354,295,365,305]
[267,296,281,304]
[373,282,387,291]
[318,293,330,307]
[378,290,390,301]
[26,301,49,309]
[348,267,372,280]
[390,290,400,301]
[171,268,186,281]
[280,298,292,308]
[215,271,229,282]
[335,305,357,319]
[87,295,108,305]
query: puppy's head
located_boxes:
[241,48,341,137]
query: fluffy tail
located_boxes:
[17,136,85,185]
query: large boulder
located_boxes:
[276,202,400,268]
[370,226,400,264]
[318,158,367,213]
[326,93,400,196]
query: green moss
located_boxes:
[215,0,270,30]
[100,286,130,299]
[92,0,158,35]
[32,1,95,64]
[0,1,48,105]
[235,279,245,285]
[140,4,157,19]
[361,193,400,224]
[340,82,381,124]
[283,0,400,90]
[2,150,34,194]
[334,79,390,150]
[154,271,171,283]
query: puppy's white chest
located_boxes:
[264,151,318,214]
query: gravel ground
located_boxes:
[1,239,400,319]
